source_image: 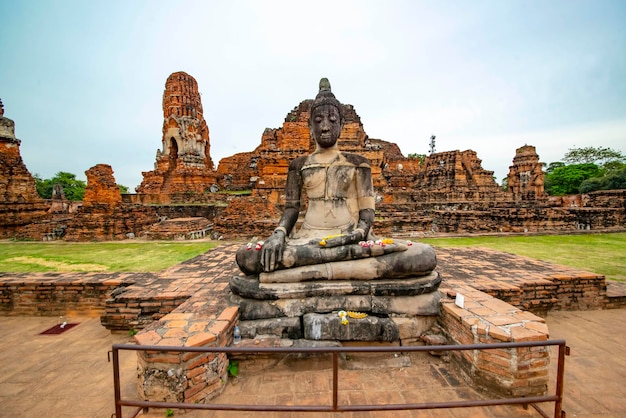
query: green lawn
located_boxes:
[422,233,626,282]
[1,233,624,281]
[0,241,219,273]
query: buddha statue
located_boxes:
[235,78,436,283]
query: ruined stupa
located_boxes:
[0,99,49,238]
[507,144,546,200]
[137,72,217,194]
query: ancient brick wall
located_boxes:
[413,150,501,194]
[0,103,49,238]
[82,164,122,208]
[0,278,119,316]
[64,164,158,241]
[213,195,281,239]
[586,189,626,209]
[141,217,213,240]
[215,99,394,206]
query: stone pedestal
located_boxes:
[229,272,442,344]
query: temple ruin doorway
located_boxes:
[169,137,178,170]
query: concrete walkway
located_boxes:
[1,308,625,417]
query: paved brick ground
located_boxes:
[1,242,625,417]
[2,309,625,417]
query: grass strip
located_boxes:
[422,232,626,282]
[0,241,219,273]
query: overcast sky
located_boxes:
[1,0,625,190]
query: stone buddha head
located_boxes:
[309,78,345,149]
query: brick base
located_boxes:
[439,284,550,397]
[134,307,239,403]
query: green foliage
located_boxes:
[500,177,508,192]
[544,163,602,195]
[118,184,129,194]
[545,162,565,174]
[165,409,174,417]
[407,153,426,164]
[603,160,626,173]
[34,171,86,201]
[128,328,138,336]
[545,147,626,195]
[217,189,252,195]
[227,360,239,377]
[580,166,626,193]
[563,146,625,165]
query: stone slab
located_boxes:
[303,312,399,342]
[239,317,302,339]
[230,271,441,300]
[231,290,442,321]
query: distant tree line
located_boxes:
[544,146,626,195]
[34,171,128,201]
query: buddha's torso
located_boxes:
[294,153,360,238]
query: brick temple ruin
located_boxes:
[2,79,626,406]
[0,73,624,241]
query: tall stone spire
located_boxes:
[161,72,213,169]
[137,72,217,194]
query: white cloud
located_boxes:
[3,0,626,190]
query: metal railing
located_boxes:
[110,339,568,418]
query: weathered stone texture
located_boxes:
[213,196,281,240]
[141,217,212,240]
[439,289,550,398]
[413,150,501,197]
[82,164,122,208]
[215,100,389,203]
[130,74,625,239]
[137,71,217,195]
[64,164,157,241]
[507,145,545,199]
[0,103,49,238]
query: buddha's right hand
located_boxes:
[321,230,363,248]
[260,230,286,272]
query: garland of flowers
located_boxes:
[251,237,414,251]
[337,310,368,325]
[319,234,344,246]
[246,238,265,250]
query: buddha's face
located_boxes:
[310,104,342,148]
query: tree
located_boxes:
[34,172,87,201]
[544,163,602,196]
[579,166,626,193]
[602,160,626,174]
[407,153,426,165]
[118,184,129,194]
[563,146,625,166]
[545,162,565,174]
[500,177,508,192]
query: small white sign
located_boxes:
[455,293,465,308]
